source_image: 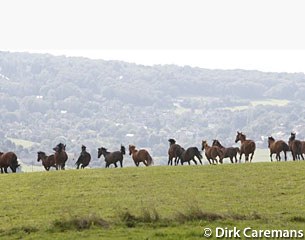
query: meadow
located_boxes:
[1,161,305,239]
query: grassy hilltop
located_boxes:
[1,162,305,239]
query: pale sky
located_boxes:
[1,0,305,73]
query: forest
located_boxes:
[1,51,305,167]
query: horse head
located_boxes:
[37,151,46,162]
[235,131,246,143]
[53,143,66,152]
[201,140,208,150]
[98,147,107,158]
[128,145,136,155]
[289,132,296,142]
[268,136,275,148]
[168,139,176,145]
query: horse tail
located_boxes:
[235,147,240,154]
[283,142,290,152]
[120,145,126,155]
[194,147,203,159]
[146,152,153,166]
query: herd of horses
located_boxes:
[0,132,304,173]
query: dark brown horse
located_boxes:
[37,151,57,171]
[235,132,256,162]
[168,138,183,166]
[288,132,304,161]
[202,140,224,164]
[76,145,91,169]
[98,145,125,168]
[53,143,68,170]
[0,152,19,173]
[129,145,153,167]
[212,139,239,163]
[267,137,290,162]
[179,147,203,165]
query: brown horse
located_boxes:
[0,152,19,173]
[235,132,256,162]
[37,151,57,171]
[202,140,224,164]
[212,139,240,163]
[76,145,91,169]
[53,143,68,170]
[98,145,125,168]
[179,147,203,165]
[129,145,153,167]
[288,132,304,161]
[267,137,290,162]
[168,139,184,166]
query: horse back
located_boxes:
[0,152,18,166]
[289,140,302,153]
[106,151,122,163]
[274,140,289,152]
[47,154,55,166]
[241,140,256,153]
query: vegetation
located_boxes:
[1,51,305,167]
[0,162,305,239]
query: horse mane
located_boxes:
[168,139,176,145]
[268,136,275,141]
[213,139,224,148]
[100,147,109,153]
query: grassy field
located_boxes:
[1,162,305,239]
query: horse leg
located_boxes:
[250,152,254,162]
[120,160,123,168]
[239,153,243,163]
[301,153,304,160]
[270,152,273,162]
[114,162,118,168]
[284,151,287,161]
[167,157,172,166]
[4,167,8,173]
[277,153,281,161]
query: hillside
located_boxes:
[1,51,305,167]
[0,163,305,239]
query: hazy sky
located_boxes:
[1,0,305,73]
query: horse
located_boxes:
[267,137,290,162]
[212,139,239,163]
[98,145,125,168]
[76,145,91,169]
[179,147,203,165]
[168,138,184,166]
[235,132,256,162]
[288,132,304,161]
[53,143,68,170]
[0,152,19,173]
[201,140,224,164]
[128,145,153,167]
[37,151,57,171]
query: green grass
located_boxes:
[7,137,38,149]
[0,162,305,239]
[223,98,290,111]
